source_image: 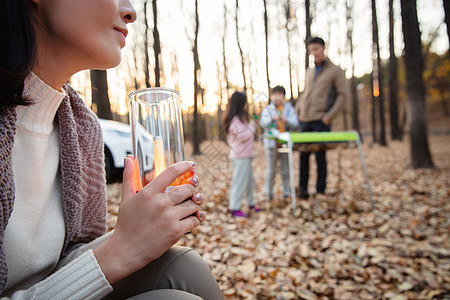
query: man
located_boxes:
[260,85,299,202]
[295,37,347,198]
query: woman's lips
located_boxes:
[114,27,128,46]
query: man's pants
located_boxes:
[299,120,331,194]
[265,148,290,200]
[229,158,255,210]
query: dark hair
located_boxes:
[307,37,325,47]
[271,85,286,96]
[0,0,37,107]
[223,92,249,134]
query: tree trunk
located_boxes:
[192,0,201,155]
[371,0,387,146]
[263,0,270,95]
[444,0,450,48]
[246,52,255,114]
[305,0,312,70]
[153,0,161,87]
[346,0,360,133]
[216,61,225,140]
[144,0,151,88]
[371,73,378,143]
[129,42,140,90]
[400,0,434,168]
[350,76,359,130]
[220,1,229,140]
[388,0,400,140]
[235,0,247,94]
[285,0,294,102]
[222,1,230,100]
[90,70,113,120]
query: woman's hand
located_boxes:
[93,157,206,284]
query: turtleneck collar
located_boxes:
[16,72,66,136]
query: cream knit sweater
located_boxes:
[0,73,112,299]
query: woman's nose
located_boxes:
[120,0,137,24]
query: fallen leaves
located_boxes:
[106,135,450,299]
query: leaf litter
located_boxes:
[107,135,450,299]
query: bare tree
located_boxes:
[444,0,450,48]
[219,1,229,139]
[129,41,140,90]
[246,51,255,113]
[388,0,401,140]
[216,61,224,139]
[284,0,294,102]
[152,0,161,87]
[247,9,258,112]
[192,0,201,155]
[263,0,270,95]
[371,0,387,146]
[90,70,113,120]
[400,0,434,168]
[326,0,348,130]
[143,0,151,87]
[222,1,230,100]
[305,0,312,70]
[235,0,247,94]
[170,51,180,91]
[346,0,360,133]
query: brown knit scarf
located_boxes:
[0,84,107,292]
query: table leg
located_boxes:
[287,138,297,216]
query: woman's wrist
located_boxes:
[93,237,140,285]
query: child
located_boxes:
[223,92,260,218]
[0,0,221,299]
[260,86,299,202]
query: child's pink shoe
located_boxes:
[250,206,261,213]
[230,210,248,218]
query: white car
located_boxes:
[99,119,155,182]
[99,118,132,181]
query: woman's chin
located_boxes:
[91,52,122,70]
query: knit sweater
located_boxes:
[0,74,110,297]
[4,72,66,291]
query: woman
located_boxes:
[0,0,222,299]
[223,92,259,218]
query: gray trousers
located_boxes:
[264,148,290,200]
[229,158,255,210]
[104,246,223,300]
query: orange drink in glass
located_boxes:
[129,88,187,191]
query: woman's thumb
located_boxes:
[122,155,139,200]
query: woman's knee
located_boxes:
[162,247,223,300]
[127,289,203,300]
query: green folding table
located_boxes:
[274,131,372,215]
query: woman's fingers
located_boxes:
[179,215,201,234]
[174,194,206,221]
[167,183,198,206]
[147,161,196,193]
[176,199,200,217]
[195,210,206,222]
[191,193,204,205]
[122,155,136,201]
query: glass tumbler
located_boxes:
[129,88,187,191]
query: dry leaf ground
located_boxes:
[106,134,450,300]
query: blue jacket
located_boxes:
[260,102,299,149]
